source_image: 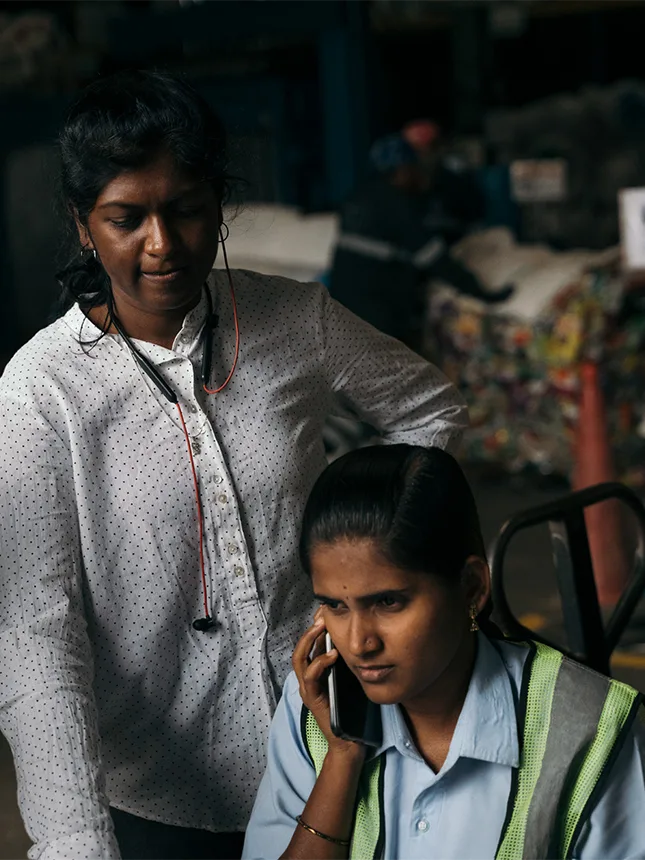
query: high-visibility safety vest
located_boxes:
[301,641,643,860]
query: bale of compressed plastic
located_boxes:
[426,229,645,483]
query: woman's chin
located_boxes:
[363,683,404,706]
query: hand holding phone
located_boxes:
[292,613,381,750]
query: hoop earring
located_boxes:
[469,605,479,633]
[219,223,229,243]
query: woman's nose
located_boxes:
[348,614,380,657]
[145,216,177,258]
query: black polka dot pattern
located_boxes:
[0,269,466,855]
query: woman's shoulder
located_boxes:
[268,671,314,760]
[210,267,328,313]
[281,670,305,713]
[0,306,106,407]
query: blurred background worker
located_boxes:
[328,133,512,349]
[402,118,487,245]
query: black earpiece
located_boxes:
[111,316,178,403]
[193,616,215,632]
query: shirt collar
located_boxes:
[62,271,222,355]
[375,634,520,770]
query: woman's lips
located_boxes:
[141,267,188,283]
[354,665,395,683]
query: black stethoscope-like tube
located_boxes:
[111,286,218,404]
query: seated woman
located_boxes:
[243,445,645,860]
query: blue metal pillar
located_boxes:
[318,2,371,207]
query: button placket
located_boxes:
[166,350,261,636]
[194,402,265,640]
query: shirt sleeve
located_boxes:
[573,717,645,860]
[0,396,120,860]
[320,286,468,454]
[242,673,316,860]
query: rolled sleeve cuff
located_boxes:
[30,828,121,860]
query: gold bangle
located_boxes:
[296,815,351,847]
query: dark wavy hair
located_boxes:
[55,69,231,321]
[300,444,486,584]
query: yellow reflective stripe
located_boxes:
[496,643,563,860]
[350,758,382,860]
[560,680,639,858]
[305,709,328,776]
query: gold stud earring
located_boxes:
[469,605,479,633]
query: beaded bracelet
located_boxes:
[296,815,351,846]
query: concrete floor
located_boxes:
[1,472,644,859]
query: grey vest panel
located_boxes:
[522,658,610,860]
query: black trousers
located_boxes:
[111,808,245,860]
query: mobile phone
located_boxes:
[325,632,382,747]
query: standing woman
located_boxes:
[0,71,467,860]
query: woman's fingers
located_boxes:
[310,629,327,661]
[302,646,337,686]
[299,648,337,715]
[292,615,325,674]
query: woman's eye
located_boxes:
[321,600,343,612]
[175,205,204,218]
[109,217,140,230]
[378,595,401,609]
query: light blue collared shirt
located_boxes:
[243,635,645,860]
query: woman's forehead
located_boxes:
[94,152,206,209]
[311,539,412,590]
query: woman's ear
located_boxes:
[461,556,491,616]
[73,209,92,250]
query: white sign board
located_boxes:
[619,187,645,272]
[510,159,568,203]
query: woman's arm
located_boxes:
[279,614,365,860]
[243,615,367,860]
[281,743,364,860]
[320,287,468,455]
[0,397,120,860]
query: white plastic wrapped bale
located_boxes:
[215,204,338,283]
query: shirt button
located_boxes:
[191,440,201,455]
[227,543,239,556]
[187,404,198,414]
[218,493,228,504]
[214,475,224,485]
[417,820,429,833]
[234,565,245,577]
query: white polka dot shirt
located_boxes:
[0,270,467,859]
